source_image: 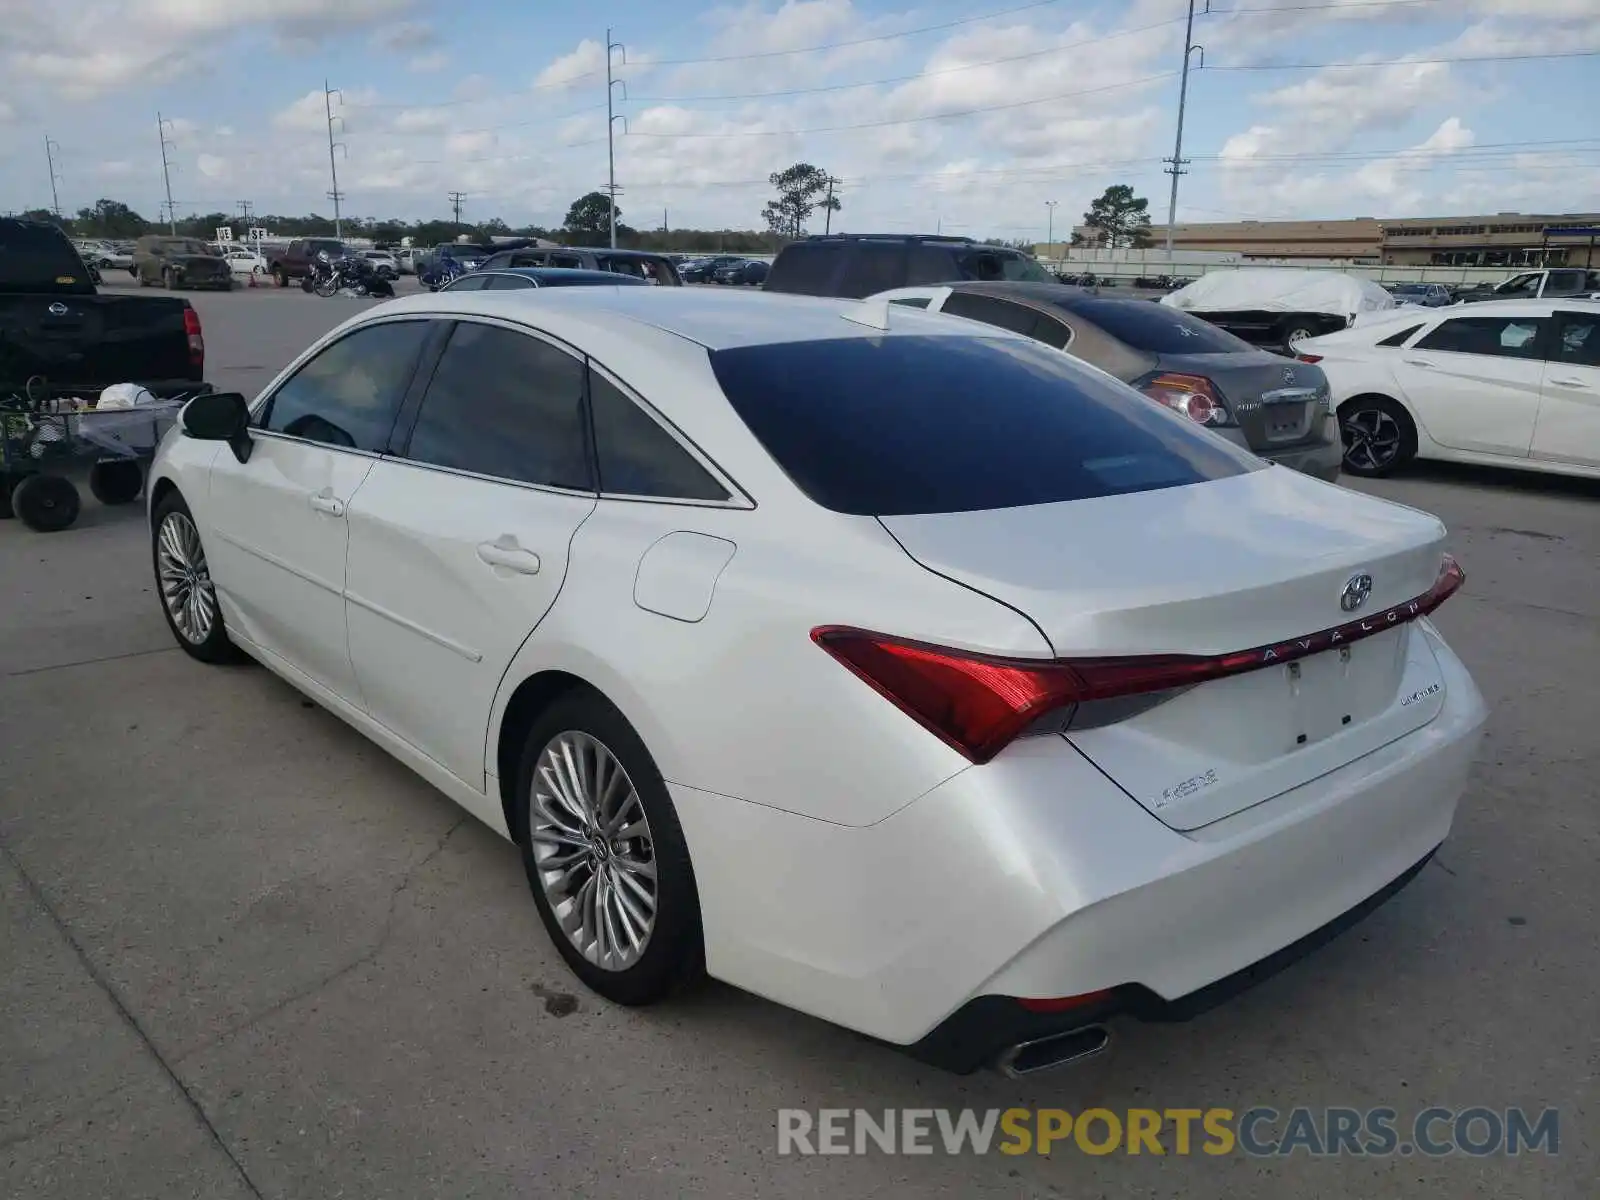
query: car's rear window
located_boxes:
[0,220,96,294]
[710,335,1257,516]
[766,243,841,295]
[1059,299,1252,354]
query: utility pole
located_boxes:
[44,136,64,217]
[824,175,840,235]
[1045,199,1058,248]
[157,113,178,233]
[237,200,254,225]
[324,81,346,239]
[1164,0,1207,256]
[605,28,627,249]
[448,191,466,225]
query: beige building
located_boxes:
[1068,213,1600,267]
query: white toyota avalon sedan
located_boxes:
[149,287,1486,1075]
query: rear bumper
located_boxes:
[1220,423,1343,481]
[671,623,1485,1057]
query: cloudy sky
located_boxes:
[2,0,1598,238]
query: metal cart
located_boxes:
[1,377,201,532]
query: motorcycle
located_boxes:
[420,259,466,292]
[306,253,395,299]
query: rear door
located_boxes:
[1533,309,1600,467]
[343,318,598,788]
[1391,312,1549,455]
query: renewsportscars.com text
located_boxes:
[776,1106,1560,1158]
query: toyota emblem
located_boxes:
[47,302,68,315]
[1340,573,1373,612]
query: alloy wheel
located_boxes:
[1341,407,1404,473]
[157,511,217,644]
[528,730,657,971]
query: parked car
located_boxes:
[1453,268,1600,305]
[476,247,681,285]
[713,259,769,286]
[680,256,746,283]
[132,235,233,290]
[221,248,269,277]
[77,239,134,270]
[362,250,400,280]
[871,282,1341,480]
[1296,299,1600,479]
[424,242,493,275]
[395,248,422,275]
[1162,269,1398,352]
[442,267,650,292]
[265,239,350,288]
[765,234,1054,298]
[149,286,1483,1075]
[1387,283,1452,308]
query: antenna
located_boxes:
[841,297,892,331]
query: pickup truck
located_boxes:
[1456,268,1600,304]
[0,217,205,398]
[265,238,349,287]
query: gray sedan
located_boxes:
[870,281,1344,481]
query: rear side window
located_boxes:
[484,274,535,290]
[1553,312,1600,367]
[1375,323,1423,347]
[405,322,592,491]
[958,250,1053,284]
[710,336,1257,516]
[443,274,488,292]
[1415,316,1547,359]
[0,220,95,294]
[907,245,960,285]
[943,293,1074,351]
[767,242,841,295]
[261,321,430,451]
[836,243,908,298]
[589,371,730,501]
[889,296,931,309]
[1058,299,1251,354]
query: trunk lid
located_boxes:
[880,468,1454,830]
[0,295,194,389]
[1156,350,1333,454]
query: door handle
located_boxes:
[477,537,542,575]
[1402,358,1435,368]
[1548,377,1589,389]
[308,490,345,517]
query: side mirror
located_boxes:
[181,391,253,463]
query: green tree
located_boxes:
[761,163,840,239]
[74,199,148,239]
[564,191,622,244]
[1081,184,1151,249]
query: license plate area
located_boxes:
[1265,403,1312,443]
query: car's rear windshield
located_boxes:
[1059,298,1253,354]
[710,335,1257,516]
[0,220,97,294]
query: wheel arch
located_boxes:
[493,669,601,838]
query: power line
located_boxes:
[624,72,1176,139]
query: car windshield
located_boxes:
[1060,298,1256,354]
[711,334,1257,516]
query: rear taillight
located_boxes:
[183,306,204,373]
[814,556,1464,764]
[1138,372,1232,427]
[1296,353,1324,364]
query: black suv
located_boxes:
[763,234,1054,298]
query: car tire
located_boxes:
[11,474,81,532]
[273,267,288,288]
[88,460,144,505]
[1279,318,1320,350]
[151,491,239,664]
[512,688,704,1007]
[1338,395,1417,478]
[136,271,149,287]
[163,269,178,290]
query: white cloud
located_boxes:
[409,51,451,73]
[535,40,606,89]
[374,20,436,52]
[197,154,229,179]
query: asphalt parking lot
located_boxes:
[2,280,1596,1199]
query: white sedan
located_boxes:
[1299,298,1600,478]
[148,287,1485,1074]
[221,248,269,277]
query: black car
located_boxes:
[712,259,769,286]
[764,234,1054,298]
[441,267,650,292]
[680,256,747,283]
[476,247,681,285]
[881,281,1343,482]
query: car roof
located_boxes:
[373,284,1029,350]
[474,267,650,285]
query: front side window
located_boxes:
[404,322,592,491]
[260,320,430,451]
[1415,316,1548,359]
[443,274,488,292]
[1553,312,1600,367]
[589,370,729,501]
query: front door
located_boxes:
[1534,309,1600,467]
[1392,312,1549,456]
[206,319,432,703]
[343,319,598,788]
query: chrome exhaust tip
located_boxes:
[998,1025,1111,1078]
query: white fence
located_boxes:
[1040,248,1533,286]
